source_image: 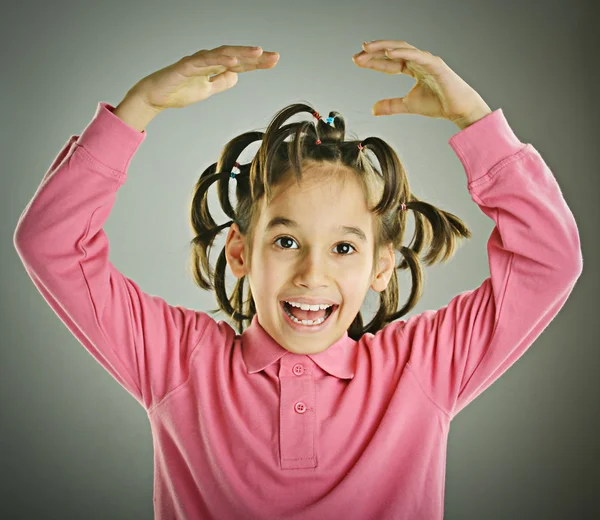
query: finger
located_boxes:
[207,70,239,93]
[181,54,238,76]
[256,52,280,68]
[228,51,280,72]
[362,40,418,52]
[356,58,411,76]
[179,53,239,68]
[190,45,264,58]
[358,47,412,60]
[353,51,413,76]
[187,46,263,69]
[383,47,434,67]
[354,47,440,79]
[373,97,410,116]
[215,45,265,55]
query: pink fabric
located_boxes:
[14,102,582,519]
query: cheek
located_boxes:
[259,249,294,274]
[336,262,370,283]
[252,253,286,289]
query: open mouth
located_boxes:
[280,301,338,330]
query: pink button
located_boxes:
[293,364,304,376]
[294,402,307,414]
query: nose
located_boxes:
[292,250,330,288]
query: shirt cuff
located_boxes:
[76,101,147,178]
[448,108,528,186]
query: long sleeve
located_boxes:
[13,102,217,411]
[398,108,583,420]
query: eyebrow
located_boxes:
[265,216,368,242]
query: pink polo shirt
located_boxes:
[14,101,582,519]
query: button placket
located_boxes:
[279,357,316,469]
[293,365,307,413]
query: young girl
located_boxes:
[14,42,582,519]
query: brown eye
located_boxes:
[334,243,356,255]
[274,237,298,249]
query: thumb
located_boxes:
[208,70,239,93]
[373,97,409,116]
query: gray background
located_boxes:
[2,0,597,518]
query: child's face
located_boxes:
[226,164,395,354]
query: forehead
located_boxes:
[257,165,373,239]
[266,164,365,209]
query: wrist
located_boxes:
[113,92,163,133]
[453,105,493,131]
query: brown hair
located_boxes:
[188,102,471,340]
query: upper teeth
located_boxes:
[285,301,333,311]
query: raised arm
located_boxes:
[13,45,280,410]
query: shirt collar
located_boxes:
[241,314,357,380]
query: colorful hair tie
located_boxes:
[230,161,241,178]
[313,111,335,126]
[313,112,336,145]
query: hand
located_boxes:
[352,40,492,129]
[129,45,280,111]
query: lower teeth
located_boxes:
[284,306,330,326]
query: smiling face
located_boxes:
[225,162,395,354]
